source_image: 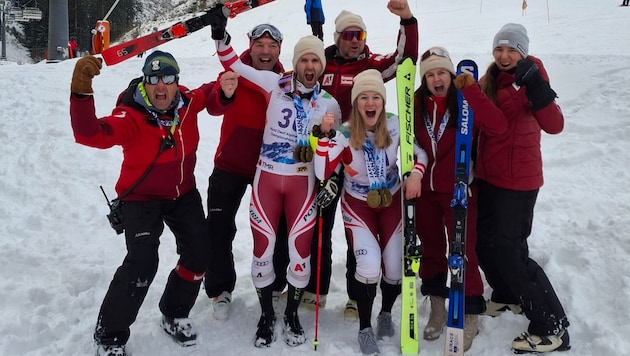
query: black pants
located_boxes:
[94,189,207,346]
[204,168,287,298]
[476,180,569,335]
[310,22,323,41]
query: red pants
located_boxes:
[415,186,484,300]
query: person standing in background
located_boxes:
[304,0,325,40]
[68,37,79,58]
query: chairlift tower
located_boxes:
[47,0,68,62]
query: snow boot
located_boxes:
[272,290,283,314]
[254,312,276,348]
[344,299,359,321]
[211,291,231,320]
[423,295,447,340]
[300,291,326,310]
[283,312,306,346]
[358,327,380,355]
[463,314,479,351]
[160,315,197,346]
[512,329,571,354]
[483,299,522,317]
[95,343,126,356]
[375,312,395,339]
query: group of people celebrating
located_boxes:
[69,0,570,355]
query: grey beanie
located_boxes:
[493,23,529,58]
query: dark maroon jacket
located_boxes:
[476,55,564,191]
[415,84,508,194]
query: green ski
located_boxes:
[397,56,421,355]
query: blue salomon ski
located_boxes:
[444,59,478,356]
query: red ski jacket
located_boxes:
[70,80,213,201]
[476,56,564,191]
[415,84,508,194]
[206,50,285,179]
[320,17,418,121]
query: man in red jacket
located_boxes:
[299,0,419,319]
[69,51,236,356]
[203,23,289,321]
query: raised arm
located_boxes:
[206,71,239,116]
[375,0,419,81]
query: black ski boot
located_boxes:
[254,312,276,348]
[283,312,306,346]
[160,315,197,346]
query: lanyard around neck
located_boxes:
[363,137,387,190]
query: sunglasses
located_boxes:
[144,74,177,85]
[248,24,283,43]
[421,47,450,61]
[339,30,366,41]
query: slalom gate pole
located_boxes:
[313,203,324,350]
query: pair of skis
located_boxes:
[397,57,422,355]
[444,60,478,356]
[101,0,276,65]
[396,57,477,355]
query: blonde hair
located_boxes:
[348,101,391,150]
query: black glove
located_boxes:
[205,5,228,40]
[316,173,340,208]
[311,124,336,139]
[515,59,557,111]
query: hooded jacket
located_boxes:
[70,79,214,200]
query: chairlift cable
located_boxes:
[103,0,122,22]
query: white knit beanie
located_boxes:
[493,23,529,58]
[334,10,367,44]
[292,35,327,76]
[419,46,455,78]
[351,69,386,104]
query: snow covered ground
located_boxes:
[1,0,629,355]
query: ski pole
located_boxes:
[313,195,324,350]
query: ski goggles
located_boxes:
[421,47,451,61]
[144,74,178,85]
[248,24,283,43]
[338,30,367,41]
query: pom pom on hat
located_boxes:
[142,50,180,76]
[292,35,327,76]
[419,46,455,78]
[334,10,366,44]
[351,69,386,104]
[493,23,529,58]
